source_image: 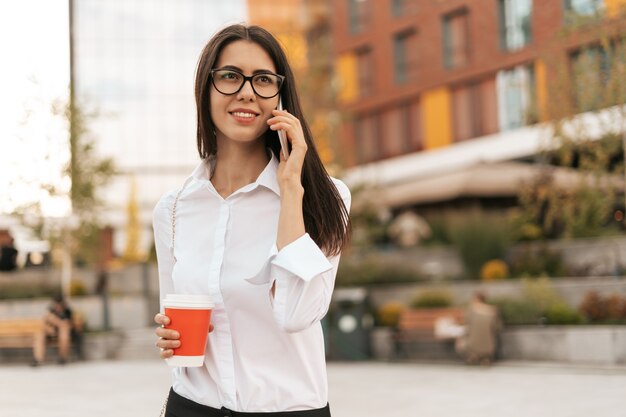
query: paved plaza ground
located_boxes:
[1,359,625,417]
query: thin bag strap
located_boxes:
[170,176,193,259]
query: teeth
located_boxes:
[232,112,255,118]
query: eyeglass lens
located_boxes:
[212,70,282,98]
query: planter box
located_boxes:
[501,325,626,365]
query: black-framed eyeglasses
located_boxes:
[210,68,285,99]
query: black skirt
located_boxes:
[165,388,332,417]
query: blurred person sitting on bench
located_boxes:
[31,293,83,366]
[455,291,501,366]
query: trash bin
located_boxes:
[326,287,373,360]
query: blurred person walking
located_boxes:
[152,24,351,417]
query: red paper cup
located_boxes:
[162,294,214,367]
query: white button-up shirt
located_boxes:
[152,151,351,412]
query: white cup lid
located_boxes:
[163,294,214,308]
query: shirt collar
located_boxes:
[189,150,281,196]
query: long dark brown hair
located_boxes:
[194,24,350,256]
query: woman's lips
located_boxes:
[230,111,258,124]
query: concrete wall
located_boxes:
[501,326,626,365]
[0,295,157,330]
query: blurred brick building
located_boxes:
[331,0,626,213]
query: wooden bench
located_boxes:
[395,307,465,360]
[0,318,44,349]
[0,317,84,362]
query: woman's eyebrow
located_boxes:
[219,65,276,74]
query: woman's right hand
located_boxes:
[154,313,180,360]
[154,313,215,360]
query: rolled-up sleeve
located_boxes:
[153,191,177,312]
[269,179,351,333]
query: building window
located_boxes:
[355,114,380,163]
[381,105,412,157]
[391,0,418,17]
[356,48,374,97]
[452,78,499,141]
[496,65,534,131]
[408,99,423,151]
[498,0,532,51]
[565,0,603,16]
[349,0,370,34]
[571,46,612,111]
[393,29,418,84]
[443,10,470,69]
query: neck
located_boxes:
[211,138,270,198]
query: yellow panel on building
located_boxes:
[336,53,358,103]
[605,0,626,17]
[421,87,452,150]
[276,34,308,70]
[534,59,549,122]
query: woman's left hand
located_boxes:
[267,109,307,192]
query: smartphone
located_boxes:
[277,96,290,160]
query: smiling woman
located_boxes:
[152,24,351,417]
[0,0,70,216]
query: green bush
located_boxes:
[544,302,585,325]
[493,278,587,326]
[448,211,511,279]
[509,245,566,278]
[336,259,422,287]
[492,297,543,325]
[411,289,453,309]
[0,282,58,300]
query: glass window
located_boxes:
[356,48,374,97]
[452,78,499,141]
[498,0,532,51]
[496,65,534,131]
[391,0,418,17]
[443,11,470,69]
[571,46,611,111]
[565,0,603,16]
[409,99,423,151]
[381,106,412,157]
[393,30,417,84]
[355,114,380,163]
[349,0,370,34]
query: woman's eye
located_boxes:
[221,71,241,81]
[256,75,274,85]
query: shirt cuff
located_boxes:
[270,233,333,282]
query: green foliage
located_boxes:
[410,289,453,309]
[421,214,452,246]
[335,258,422,287]
[544,302,585,325]
[508,245,567,278]
[348,185,391,247]
[0,282,58,300]
[492,297,543,325]
[53,98,116,265]
[493,278,582,325]
[448,211,511,279]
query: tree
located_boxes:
[59,97,116,265]
[515,10,626,240]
